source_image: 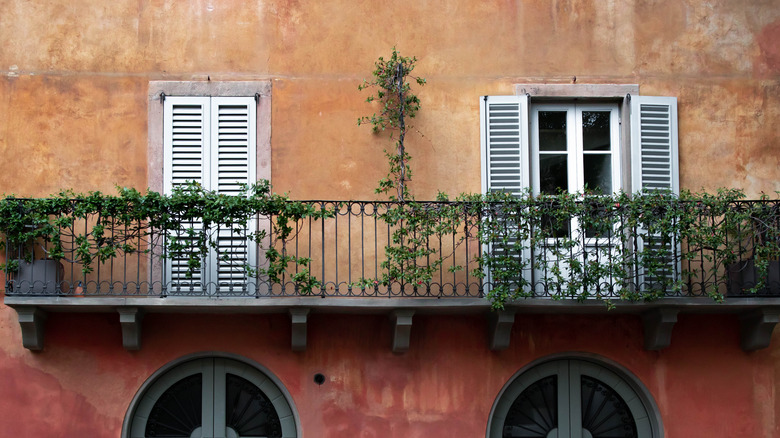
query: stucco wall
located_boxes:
[0,0,778,198]
[1,0,779,437]
[0,311,778,437]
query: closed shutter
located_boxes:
[164,97,211,291]
[480,95,531,292]
[163,96,257,295]
[210,97,257,294]
[630,96,680,293]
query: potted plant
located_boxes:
[728,201,780,297]
[0,200,66,295]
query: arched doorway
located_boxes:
[124,355,298,438]
[488,356,662,438]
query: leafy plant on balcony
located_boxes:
[356,50,780,305]
[358,48,457,288]
[0,181,334,293]
[358,47,426,203]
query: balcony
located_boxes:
[3,191,779,351]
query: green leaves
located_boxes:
[369,189,778,308]
[0,182,331,291]
[359,48,426,202]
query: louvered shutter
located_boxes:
[481,95,530,195]
[209,97,257,294]
[630,96,679,194]
[480,95,532,292]
[630,96,680,293]
[163,97,211,292]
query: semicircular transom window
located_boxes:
[129,357,296,438]
[491,359,658,438]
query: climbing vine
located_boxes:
[358,47,426,202]
[0,181,333,294]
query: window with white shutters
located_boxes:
[163,96,258,295]
[480,93,680,295]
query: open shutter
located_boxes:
[164,97,211,292]
[209,97,258,294]
[480,95,532,294]
[630,96,679,194]
[630,96,680,293]
[481,95,530,196]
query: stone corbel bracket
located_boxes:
[15,306,47,351]
[391,309,415,353]
[489,309,516,351]
[118,307,144,351]
[740,308,780,352]
[289,308,310,352]
[642,308,679,350]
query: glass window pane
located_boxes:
[581,375,637,437]
[503,375,558,437]
[582,111,611,151]
[583,155,612,194]
[539,154,568,194]
[226,373,283,437]
[538,111,567,151]
[146,374,203,438]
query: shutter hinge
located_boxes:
[159,92,166,103]
[254,93,260,104]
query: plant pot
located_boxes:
[13,259,65,295]
[727,259,780,297]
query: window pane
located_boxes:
[538,111,567,151]
[146,374,203,437]
[503,375,558,437]
[581,375,637,437]
[583,155,612,194]
[539,154,568,194]
[226,373,283,437]
[582,111,611,151]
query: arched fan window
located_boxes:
[126,357,297,438]
[489,357,662,438]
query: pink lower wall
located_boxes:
[0,302,778,437]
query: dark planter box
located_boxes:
[728,259,780,297]
[13,260,65,295]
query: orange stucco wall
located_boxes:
[0,0,778,198]
[0,311,778,437]
[1,0,779,437]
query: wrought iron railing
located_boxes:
[3,198,779,300]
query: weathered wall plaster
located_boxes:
[0,0,779,436]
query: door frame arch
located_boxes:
[486,352,663,438]
[122,352,301,438]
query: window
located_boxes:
[479,88,679,293]
[488,357,662,438]
[148,82,271,295]
[163,96,257,293]
[531,103,620,197]
[480,89,679,198]
[125,356,298,438]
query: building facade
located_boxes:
[1,1,780,437]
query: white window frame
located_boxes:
[147,81,272,295]
[530,102,621,196]
[480,85,680,295]
[148,81,272,194]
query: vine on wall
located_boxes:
[0,182,332,293]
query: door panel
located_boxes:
[131,358,291,438]
[501,360,645,438]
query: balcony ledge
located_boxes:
[5,296,780,354]
[5,295,780,314]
